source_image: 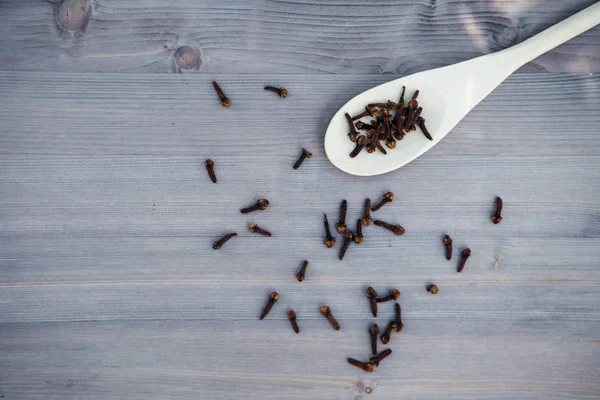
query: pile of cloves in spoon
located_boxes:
[347,87,432,159]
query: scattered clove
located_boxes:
[339,231,354,261]
[365,287,378,317]
[354,219,364,244]
[347,358,374,373]
[427,284,439,294]
[345,113,359,143]
[264,86,287,98]
[381,321,396,345]
[293,148,312,169]
[240,199,269,214]
[212,81,231,108]
[248,224,272,237]
[336,200,347,233]
[394,303,404,332]
[288,310,299,333]
[212,232,237,250]
[376,289,400,303]
[259,292,279,320]
[296,260,308,282]
[352,106,378,121]
[492,196,503,224]
[323,213,336,248]
[373,220,405,236]
[443,235,453,260]
[369,349,392,367]
[204,159,217,183]
[361,198,372,226]
[369,324,380,355]
[372,192,394,212]
[320,306,340,330]
[355,121,373,130]
[458,248,471,273]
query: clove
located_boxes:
[287,310,299,333]
[336,200,347,233]
[204,159,217,183]
[349,135,367,158]
[369,324,380,355]
[365,287,378,317]
[369,349,392,367]
[381,321,396,345]
[345,113,359,142]
[293,148,312,169]
[458,248,471,273]
[426,284,439,294]
[323,213,336,248]
[376,289,400,303]
[212,232,237,250]
[373,220,405,236]
[264,86,287,98]
[212,81,231,108]
[320,306,340,330]
[371,192,394,212]
[248,224,271,237]
[259,292,279,320]
[353,219,364,244]
[443,234,453,260]
[339,231,354,261]
[296,260,308,282]
[361,198,372,227]
[240,199,269,214]
[347,358,374,373]
[394,302,404,332]
[492,196,503,224]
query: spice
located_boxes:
[287,310,299,333]
[323,213,336,248]
[361,198,372,227]
[259,292,279,320]
[373,220,405,236]
[339,231,353,261]
[369,324,380,355]
[296,260,308,282]
[212,232,237,250]
[443,235,453,260]
[369,349,392,367]
[458,248,471,273]
[347,358,374,372]
[365,287,378,317]
[345,86,433,158]
[380,321,396,345]
[394,303,404,332]
[371,192,394,212]
[426,284,439,294]
[492,196,503,224]
[240,199,269,214]
[293,148,312,170]
[353,219,364,244]
[204,159,216,183]
[248,224,272,237]
[376,289,400,303]
[349,135,367,158]
[336,200,347,233]
[320,306,340,330]
[264,86,287,98]
[212,81,231,108]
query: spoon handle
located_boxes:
[495,2,600,72]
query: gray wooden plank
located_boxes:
[0,320,598,400]
[0,0,598,74]
[1,71,599,399]
[0,72,598,156]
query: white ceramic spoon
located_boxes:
[325,2,600,176]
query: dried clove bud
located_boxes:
[288,310,299,333]
[320,306,340,330]
[426,284,439,294]
[492,196,503,224]
[443,235,453,260]
[376,289,400,303]
[323,213,336,248]
[458,248,471,273]
[365,287,378,317]
[296,260,308,282]
[259,292,279,320]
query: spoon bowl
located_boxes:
[325,2,600,176]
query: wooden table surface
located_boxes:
[1,1,599,399]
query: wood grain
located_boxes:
[0,71,599,398]
[0,0,598,74]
